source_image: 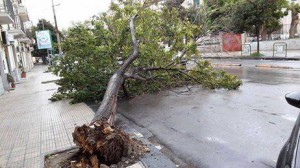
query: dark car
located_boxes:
[276,92,300,168]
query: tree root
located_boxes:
[72,121,149,167]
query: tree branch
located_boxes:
[126,66,202,85]
[119,16,139,74]
[165,49,188,68]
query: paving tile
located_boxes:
[0,65,94,167]
[6,161,23,168]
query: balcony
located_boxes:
[19,37,32,44]
[18,4,29,22]
[8,20,25,39]
[24,21,32,30]
[0,0,15,25]
[8,28,24,38]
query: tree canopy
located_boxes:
[206,0,287,53]
[50,1,242,104]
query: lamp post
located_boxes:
[51,0,62,56]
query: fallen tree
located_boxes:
[51,1,242,166]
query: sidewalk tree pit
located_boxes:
[49,1,242,167]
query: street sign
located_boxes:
[36,30,53,50]
[276,46,284,54]
[242,45,250,54]
[241,44,251,56]
[273,42,287,58]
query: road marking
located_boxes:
[255,64,292,69]
[212,63,242,67]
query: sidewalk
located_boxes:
[201,50,300,60]
[0,65,94,167]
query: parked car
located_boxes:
[276,92,300,168]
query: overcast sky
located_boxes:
[23,0,111,30]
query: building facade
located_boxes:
[0,0,33,95]
[280,0,300,39]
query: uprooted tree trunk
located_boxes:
[72,16,147,167]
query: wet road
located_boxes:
[211,60,300,85]
[118,59,300,168]
[208,59,300,69]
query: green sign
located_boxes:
[36,30,53,50]
[194,0,199,6]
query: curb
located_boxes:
[255,64,293,69]
[116,114,183,168]
[42,147,146,168]
[41,146,79,168]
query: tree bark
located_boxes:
[256,27,260,54]
[289,11,299,39]
[261,26,268,41]
[91,16,139,124]
[122,82,129,98]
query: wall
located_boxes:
[1,51,9,74]
[197,45,222,53]
[0,76,4,95]
[248,38,300,51]
[0,50,9,91]
[222,33,242,51]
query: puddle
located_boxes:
[206,137,227,144]
[281,114,297,121]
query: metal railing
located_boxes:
[241,44,251,56]
[0,0,15,19]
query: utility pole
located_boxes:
[51,0,62,55]
[42,19,45,30]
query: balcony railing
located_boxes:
[1,0,14,19]
[8,16,25,38]
[17,4,29,21]
[0,0,15,24]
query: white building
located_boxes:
[280,0,300,39]
[0,0,33,95]
[111,0,202,8]
[182,0,201,8]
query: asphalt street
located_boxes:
[208,59,300,69]
[117,59,300,168]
